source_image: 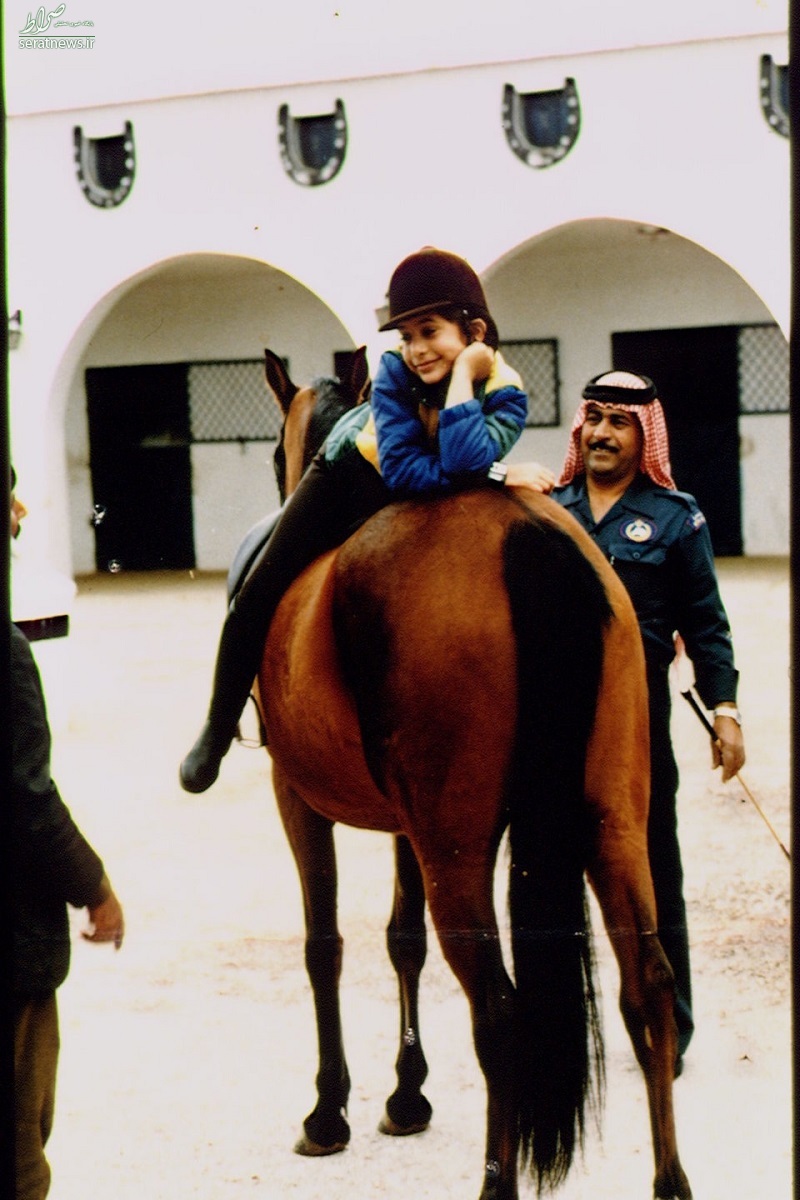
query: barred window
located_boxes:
[738,324,788,414]
[498,339,560,427]
[188,360,284,442]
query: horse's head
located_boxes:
[265,347,371,502]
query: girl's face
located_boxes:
[397,312,473,385]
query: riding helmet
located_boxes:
[378,247,490,331]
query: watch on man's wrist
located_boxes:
[487,461,508,487]
[713,705,742,726]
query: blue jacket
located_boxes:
[325,348,527,494]
[553,473,738,707]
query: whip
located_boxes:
[680,688,791,864]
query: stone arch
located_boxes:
[484,218,788,555]
[56,253,355,574]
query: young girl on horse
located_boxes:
[180,246,554,792]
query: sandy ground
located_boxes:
[30,557,790,1200]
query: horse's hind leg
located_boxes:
[274,779,351,1156]
[379,834,433,1137]
[422,863,519,1200]
[589,836,693,1200]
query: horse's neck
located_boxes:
[417,404,439,442]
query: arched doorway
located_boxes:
[85,360,197,571]
[65,254,355,574]
[486,219,788,556]
[612,324,743,555]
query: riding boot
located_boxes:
[179,606,262,793]
[181,455,391,795]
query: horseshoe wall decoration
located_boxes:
[759,54,789,138]
[74,121,136,208]
[502,80,581,169]
[278,99,347,186]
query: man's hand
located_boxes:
[82,873,125,950]
[711,714,745,783]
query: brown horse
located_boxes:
[252,350,692,1200]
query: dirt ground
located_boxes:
[31,557,790,1199]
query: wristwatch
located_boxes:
[713,705,742,726]
[487,461,508,487]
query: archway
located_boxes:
[64,254,355,574]
[486,219,788,555]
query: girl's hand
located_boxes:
[505,461,556,494]
[445,343,495,408]
[455,342,495,382]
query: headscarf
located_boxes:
[558,370,676,490]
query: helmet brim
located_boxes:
[378,299,457,332]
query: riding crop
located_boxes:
[680,688,791,863]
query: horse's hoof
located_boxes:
[378,1112,430,1137]
[654,1163,693,1199]
[293,1133,348,1157]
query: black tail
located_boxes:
[502,512,610,1193]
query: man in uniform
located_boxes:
[552,370,745,1075]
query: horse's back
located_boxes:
[261,486,647,842]
[331,490,522,837]
[261,490,521,834]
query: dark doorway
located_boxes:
[86,364,195,571]
[612,326,742,556]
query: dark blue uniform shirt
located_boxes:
[553,473,738,708]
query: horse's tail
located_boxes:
[502,511,610,1193]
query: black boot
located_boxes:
[179,719,238,793]
[179,606,260,793]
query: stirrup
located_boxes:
[235,693,268,749]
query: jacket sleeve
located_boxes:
[438,384,527,475]
[372,351,527,494]
[12,625,106,909]
[671,516,739,707]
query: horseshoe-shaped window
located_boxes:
[278,100,347,186]
[759,55,789,138]
[502,80,580,169]
[74,121,136,207]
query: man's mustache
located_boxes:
[588,439,618,453]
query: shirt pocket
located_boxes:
[607,539,667,567]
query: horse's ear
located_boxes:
[264,349,298,416]
[349,345,371,405]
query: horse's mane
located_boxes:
[307,376,363,457]
[273,373,367,503]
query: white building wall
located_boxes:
[5,16,790,578]
[738,415,790,557]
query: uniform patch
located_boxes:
[687,511,707,531]
[620,517,656,543]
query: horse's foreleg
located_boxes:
[424,867,519,1200]
[589,846,693,1200]
[379,834,433,1137]
[275,784,351,1156]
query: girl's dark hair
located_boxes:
[439,304,500,350]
